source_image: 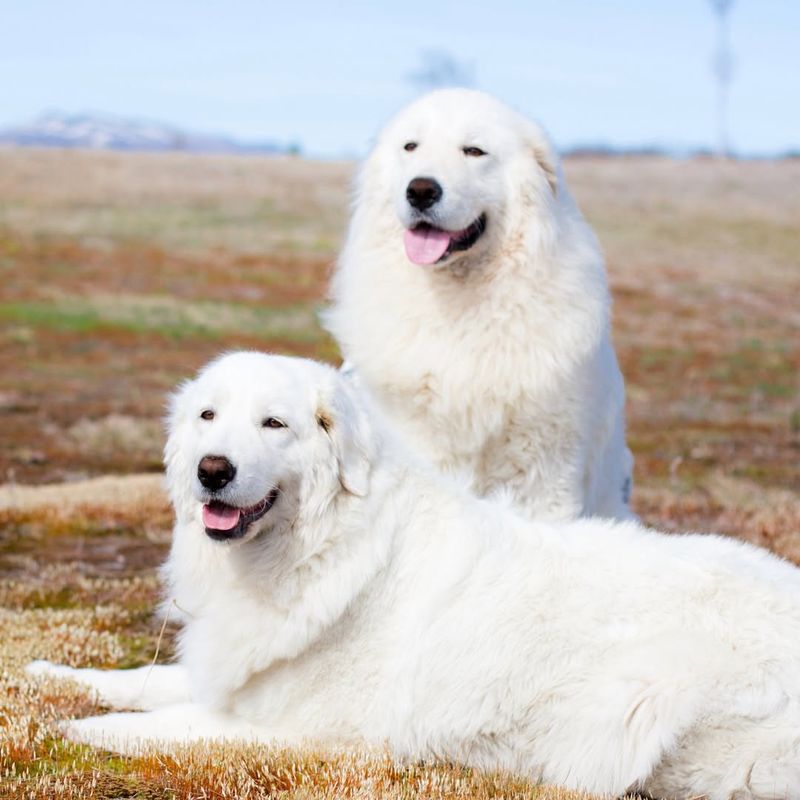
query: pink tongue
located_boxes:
[403,227,452,265]
[203,504,241,531]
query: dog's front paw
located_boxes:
[59,716,108,749]
[58,713,136,753]
[25,660,77,681]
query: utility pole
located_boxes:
[709,0,736,158]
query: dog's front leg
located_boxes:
[26,660,191,711]
[62,702,270,755]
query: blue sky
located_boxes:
[1,1,797,157]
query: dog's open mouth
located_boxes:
[403,214,486,265]
[202,489,279,541]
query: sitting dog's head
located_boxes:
[362,88,559,271]
[164,352,376,546]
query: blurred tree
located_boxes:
[709,0,736,158]
[407,50,475,91]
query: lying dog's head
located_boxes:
[365,88,559,270]
[164,352,376,546]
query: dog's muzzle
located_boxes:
[202,489,280,542]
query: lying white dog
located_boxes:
[29,352,800,799]
[325,88,633,521]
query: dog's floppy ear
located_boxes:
[533,143,558,196]
[163,378,193,470]
[161,376,199,515]
[525,121,558,196]
[316,373,375,497]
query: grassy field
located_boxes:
[1,147,798,799]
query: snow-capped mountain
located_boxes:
[0,111,292,155]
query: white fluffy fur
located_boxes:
[30,353,800,799]
[325,88,633,521]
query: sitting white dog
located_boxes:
[325,89,633,521]
[29,352,800,799]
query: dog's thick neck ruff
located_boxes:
[168,457,401,708]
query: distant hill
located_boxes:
[0,111,296,155]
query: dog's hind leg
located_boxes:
[26,660,191,711]
[747,750,800,800]
[645,712,800,800]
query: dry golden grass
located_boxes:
[1,147,798,798]
[0,474,165,514]
[0,148,351,257]
[567,155,800,288]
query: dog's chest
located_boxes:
[384,367,580,474]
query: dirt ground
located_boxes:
[0,147,798,799]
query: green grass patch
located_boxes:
[0,296,326,343]
[1,303,104,334]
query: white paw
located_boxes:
[58,717,90,744]
[59,714,136,753]
[25,660,75,681]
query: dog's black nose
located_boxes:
[406,177,443,211]
[197,455,236,491]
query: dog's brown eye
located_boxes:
[262,417,286,429]
[200,409,215,421]
[463,146,487,157]
[403,142,418,152]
